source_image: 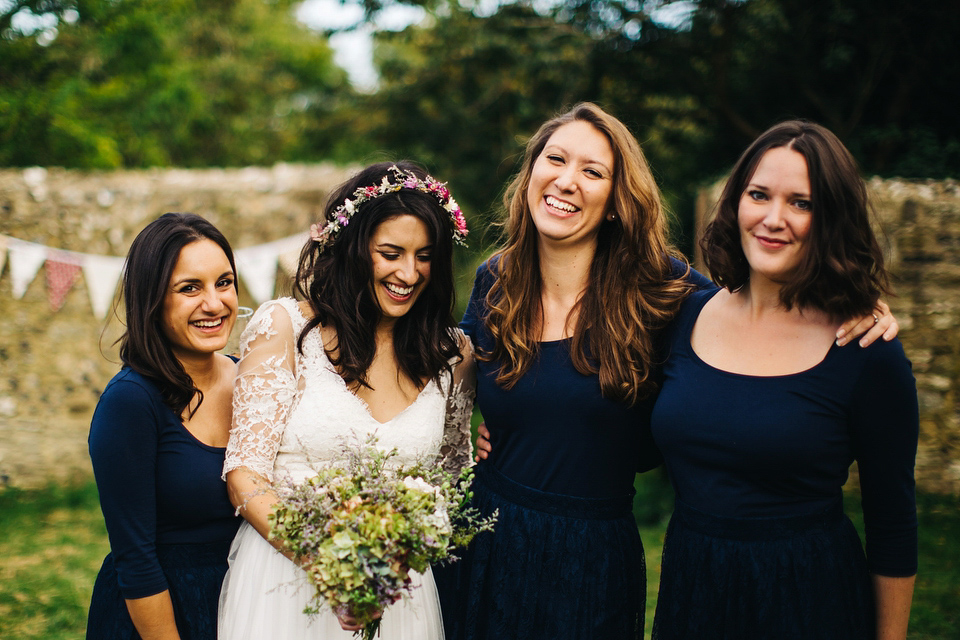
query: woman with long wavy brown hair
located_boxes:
[440,104,898,640]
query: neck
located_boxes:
[174,350,221,391]
[538,237,595,304]
[375,319,396,348]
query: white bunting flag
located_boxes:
[0,235,8,278]
[235,233,307,304]
[82,254,126,319]
[8,238,48,299]
[235,244,280,305]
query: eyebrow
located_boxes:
[170,271,234,287]
[746,182,811,198]
[375,243,434,251]
[544,144,612,175]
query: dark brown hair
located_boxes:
[295,161,461,389]
[483,102,693,405]
[700,119,888,318]
[118,213,238,417]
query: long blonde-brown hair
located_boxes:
[481,102,693,405]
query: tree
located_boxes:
[0,0,350,168]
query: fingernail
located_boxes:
[836,329,846,339]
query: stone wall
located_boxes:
[695,178,960,494]
[2,167,958,493]
[0,164,352,488]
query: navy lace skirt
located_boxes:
[435,464,645,640]
[86,539,232,640]
[652,500,874,640]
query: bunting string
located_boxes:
[0,233,308,319]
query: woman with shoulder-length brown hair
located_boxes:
[650,120,917,639]
[444,107,899,640]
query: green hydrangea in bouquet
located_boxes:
[267,435,496,640]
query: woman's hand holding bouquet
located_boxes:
[268,435,495,640]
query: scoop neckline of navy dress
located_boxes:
[684,288,838,381]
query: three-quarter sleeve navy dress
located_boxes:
[436,258,711,640]
[86,367,241,640]
[650,288,919,639]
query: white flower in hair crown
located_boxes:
[310,165,468,250]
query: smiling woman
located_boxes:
[86,213,242,640]
[217,161,475,640]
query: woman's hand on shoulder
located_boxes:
[836,299,899,347]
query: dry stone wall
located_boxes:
[0,164,352,488]
[1,167,957,493]
[696,177,960,494]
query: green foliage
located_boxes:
[353,2,598,245]
[0,0,350,168]
[330,0,959,255]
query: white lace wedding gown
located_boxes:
[218,298,474,639]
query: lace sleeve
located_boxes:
[438,329,476,477]
[223,301,300,483]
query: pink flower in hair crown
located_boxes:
[310,166,468,251]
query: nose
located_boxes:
[395,255,418,284]
[553,164,577,192]
[763,199,787,229]
[200,287,226,314]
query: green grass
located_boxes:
[0,484,108,640]
[0,482,956,639]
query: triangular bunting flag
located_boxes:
[8,238,48,299]
[82,254,126,320]
[46,250,83,311]
[0,235,8,278]
[235,244,280,305]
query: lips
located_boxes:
[384,282,415,300]
[191,317,226,330]
[755,235,789,249]
[544,195,579,215]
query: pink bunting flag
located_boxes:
[46,250,83,311]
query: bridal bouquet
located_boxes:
[268,435,496,640]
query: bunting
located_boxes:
[234,233,307,304]
[82,254,126,320]
[0,232,307,318]
[45,250,83,311]
[8,238,47,299]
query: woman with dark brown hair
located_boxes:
[650,120,917,639]
[87,213,242,639]
[450,106,898,640]
[218,161,475,639]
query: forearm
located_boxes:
[124,591,181,640]
[873,573,915,640]
[225,467,286,552]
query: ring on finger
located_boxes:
[872,313,879,324]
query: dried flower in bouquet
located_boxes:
[268,435,496,640]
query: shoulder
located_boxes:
[247,297,303,340]
[851,338,915,385]
[99,368,162,407]
[92,369,166,437]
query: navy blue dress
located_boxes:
[650,288,918,639]
[435,258,710,640]
[86,366,241,640]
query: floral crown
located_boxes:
[310,165,468,250]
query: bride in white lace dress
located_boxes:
[218,162,475,640]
